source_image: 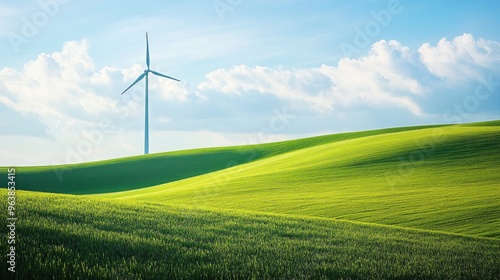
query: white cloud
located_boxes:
[199,39,425,115]
[323,39,425,115]
[198,65,334,111]
[419,33,500,85]
[155,79,189,102]
[89,66,122,85]
[1,50,109,152]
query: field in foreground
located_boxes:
[1,190,499,279]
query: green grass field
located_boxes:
[1,190,499,279]
[1,120,499,279]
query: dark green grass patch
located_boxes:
[1,190,499,279]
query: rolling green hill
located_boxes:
[5,124,442,194]
[99,121,500,238]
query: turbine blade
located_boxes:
[150,70,180,82]
[120,73,146,95]
[146,32,150,69]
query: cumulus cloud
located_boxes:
[198,65,334,111]
[199,39,426,115]
[323,39,425,114]
[0,40,189,139]
[198,34,500,119]
[1,41,107,118]
[419,33,500,84]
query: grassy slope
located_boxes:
[1,190,499,279]
[100,122,500,238]
[2,125,441,194]
[2,121,499,278]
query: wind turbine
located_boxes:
[120,32,180,155]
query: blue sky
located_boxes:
[1,0,500,165]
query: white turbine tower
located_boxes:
[120,32,180,154]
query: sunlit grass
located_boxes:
[101,122,500,238]
[1,190,498,279]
